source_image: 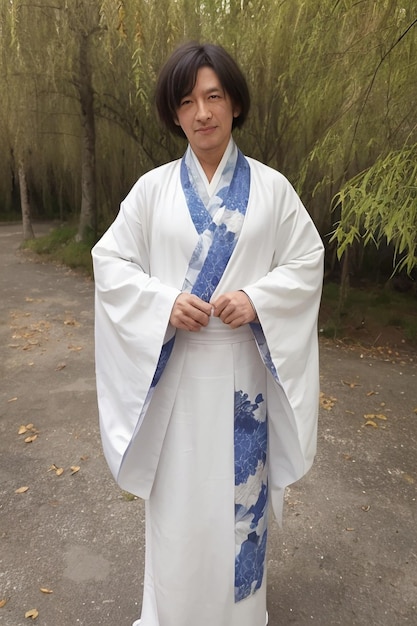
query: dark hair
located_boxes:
[155,42,250,137]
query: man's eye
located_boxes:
[180,99,191,106]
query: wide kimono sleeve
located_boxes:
[91,172,181,488]
[240,161,324,518]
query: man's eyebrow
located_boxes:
[204,86,223,94]
[182,85,223,98]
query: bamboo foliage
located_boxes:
[1,0,416,274]
[331,143,417,274]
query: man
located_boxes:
[92,41,324,626]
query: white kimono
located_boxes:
[92,140,324,626]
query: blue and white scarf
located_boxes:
[151,140,250,387]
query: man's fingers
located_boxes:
[211,291,256,327]
[170,293,211,330]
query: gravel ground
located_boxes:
[1,223,416,626]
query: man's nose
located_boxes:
[195,100,212,121]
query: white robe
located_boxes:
[92,150,324,625]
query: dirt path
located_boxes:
[1,223,416,625]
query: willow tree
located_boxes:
[328,5,417,284]
[0,0,43,238]
[2,0,416,277]
[50,1,103,242]
[4,0,106,242]
[331,143,417,281]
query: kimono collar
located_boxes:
[181,138,248,235]
[188,138,235,199]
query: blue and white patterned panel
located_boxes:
[234,390,268,602]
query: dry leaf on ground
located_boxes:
[64,318,80,327]
[0,599,7,608]
[15,486,29,494]
[342,380,361,388]
[25,608,39,619]
[320,391,337,410]
[24,435,38,443]
[363,413,387,421]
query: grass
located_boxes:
[320,280,417,348]
[22,225,94,275]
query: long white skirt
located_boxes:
[136,318,269,626]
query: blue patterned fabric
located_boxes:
[181,145,250,301]
[151,143,250,389]
[250,322,279,382]
[234,390,268,601]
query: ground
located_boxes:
[0,223,416,626]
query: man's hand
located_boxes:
[211,291,257,328]
[170,293,212,332]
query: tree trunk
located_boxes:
[338,247,350,312]
[18,160,35,241]
[76,33,97,243]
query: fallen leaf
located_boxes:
[70,466,80,475]
[55,363,66,371]
[364,420,378,428]
[18,425,28,435]
[64,318,80,327]
[345,527,354,531]
[366,391,376,397]
[68,345,83,351]
[25,608,39,619]
[25,423,34,430]
[40,588,53,594]
[402,473,415,484]
[363,413,387,421]
[122,491,137,501]
[8,397,18,403]
[342,380,361,388]
[0,599,7,608]
[15,486,29,494]
[361,505,371,512]
[319,391,337,410]
[47,464,64,476]
[24,435,38,443]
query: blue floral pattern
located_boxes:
[181,145,250,301]
[234,390,268,601]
